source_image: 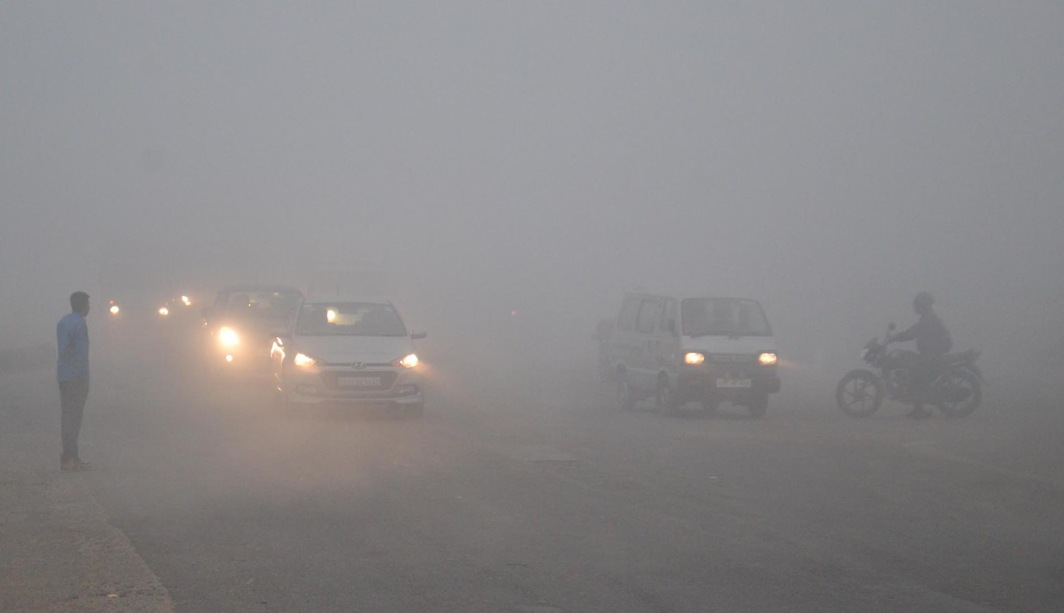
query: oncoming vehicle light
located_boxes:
[758,352,778,366]
[180,295,192,306]
[395,354,419,369]
[293,353,318,367]
[326,308,337,323]
[109,304,120,316]
[684,352,705,365]
[218,326,240,347]
[158,306,170,317]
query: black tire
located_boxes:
[933,369,981,418]
[655,375,680,416]
[836,370,883,417]
[615,372,636,411]
[747,393,769,419]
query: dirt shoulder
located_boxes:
[0,368,174,613]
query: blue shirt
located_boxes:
[57,312,89,382]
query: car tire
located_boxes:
[747,393,769,419]
[615,372,636,411]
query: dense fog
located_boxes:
[3,2,1063,387]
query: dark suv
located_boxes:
[202,285,303,375]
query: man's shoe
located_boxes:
[73,458,91,470]
[906,406,932,419]
[61,457,80,471]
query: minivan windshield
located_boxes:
[296,302,407,337]
[681,298,772,337]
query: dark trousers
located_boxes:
[59,378,89,461]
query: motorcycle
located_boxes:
[836,323,983,418]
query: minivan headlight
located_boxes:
[684,352,705,365]
[758,352,778,366]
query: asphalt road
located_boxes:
[49,325,1064,611]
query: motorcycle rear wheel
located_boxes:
[934,369,982,418]
[836,369,884,417]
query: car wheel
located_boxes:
[615,372,635,411]
[747,393,769,419]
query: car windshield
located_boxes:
[681,298,772,337]
[224,291,302,319]
[296,302,407,337]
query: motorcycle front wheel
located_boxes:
[836,369,884,417]
[934,369,982,418]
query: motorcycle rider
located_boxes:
[888,291,952,418]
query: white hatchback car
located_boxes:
[271,297,426,416]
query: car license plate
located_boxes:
[338,376,382,388]
[716,377,752,389]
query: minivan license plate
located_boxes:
[716,377,752,388]
[339,376,381,388]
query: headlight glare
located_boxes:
[395,353,419,369]
[758,352,778,366]
[218,327,240,347]
[684,352,705,365]
[293,353,318,367]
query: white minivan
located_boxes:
[598,292,780,417]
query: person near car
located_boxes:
[889,291,952,419]
[56,291,92,471]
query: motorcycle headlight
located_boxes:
[109,305,120,316]
[394,353,419,369]
[218,326,240,347]
[293,352,318,367]
[684,352,705,365]
[758,352,778,366]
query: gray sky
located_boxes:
[2,2,1062,377]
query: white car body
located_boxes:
[271,297,425,414]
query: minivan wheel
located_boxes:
[656,377,680,416]
[615,373,636,411]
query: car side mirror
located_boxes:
[411,331,427,340]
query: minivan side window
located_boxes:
[636,297,664,334]
[617,295,642,331]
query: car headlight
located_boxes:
[180,295,192,306]
[158,306,170,317]
[684,352,705,365]
[218,326,240,347]
[109,304,120,316]
[394,353,419,369]
[758,352,778,366]
[293,352,318,367]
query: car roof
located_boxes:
[625,291,763,303]
[217,284,303,294]
[301,295,394,306]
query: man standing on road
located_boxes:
[889,291,952,419]
[57,291,92,471]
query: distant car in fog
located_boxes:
[598,292,780,418]
[202,285,303,375]
[270,296,426,416]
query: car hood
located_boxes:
[291,335,414,364]
[681,335,776,355]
